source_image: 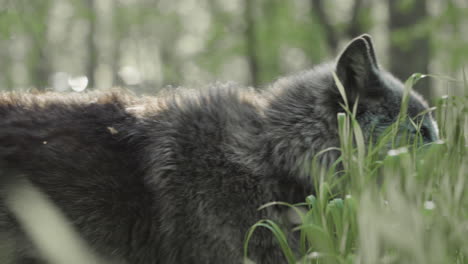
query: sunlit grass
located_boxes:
[244,73,468,264]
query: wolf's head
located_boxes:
[264,34,438,177]
[333,34,438,145]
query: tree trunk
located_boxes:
[388,0,432,100]
[310,0,339,53]
[32,49,51,90]
[311,0,371,54]
[111,0,122,87]
[244,0,260,88]
[86,0,97,89]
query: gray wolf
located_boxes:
[0,35,438,263]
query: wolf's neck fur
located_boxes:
[228,64,341,190]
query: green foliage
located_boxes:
[0,0,466,94]
[244,75,468,264]
[254,0,326,83]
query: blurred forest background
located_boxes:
[0,0,467,102]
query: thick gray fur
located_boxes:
[0,35,438,264]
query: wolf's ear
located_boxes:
[360,34,378,67]
[335,34,379,98]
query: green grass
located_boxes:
[244,73,468,264]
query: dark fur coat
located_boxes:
[0,35,437,263]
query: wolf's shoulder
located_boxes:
[137,84,266,173]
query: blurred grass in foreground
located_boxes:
[4,180,104,264]
[245,73,468,264]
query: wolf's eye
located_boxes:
[419,126,430,139]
